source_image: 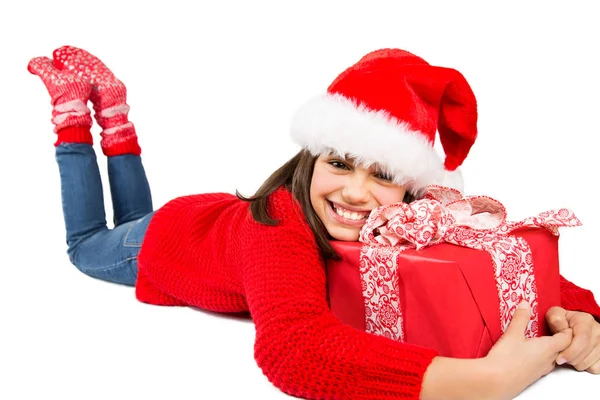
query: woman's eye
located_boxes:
[329,161,350,170]
[374,172,393,182]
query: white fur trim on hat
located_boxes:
[290,93,464,195]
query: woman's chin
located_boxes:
[327,226,361,242]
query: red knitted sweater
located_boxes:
[136,187,600,400]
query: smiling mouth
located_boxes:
[328,200,370,221]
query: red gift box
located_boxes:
[326,186,580,358]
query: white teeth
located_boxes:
[332,203,368,221]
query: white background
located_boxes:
[1,1,599,399]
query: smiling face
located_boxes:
[309,153,407,241]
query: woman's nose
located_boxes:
[342,174,370,204]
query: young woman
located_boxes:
[29,46,600,400]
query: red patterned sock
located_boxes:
[28,57,93,146]
[53,46,141,157]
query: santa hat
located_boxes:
[290,48,478,196]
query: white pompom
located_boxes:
[439,168,464,193]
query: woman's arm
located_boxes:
[421,357,493,400]
[242,193,437,399]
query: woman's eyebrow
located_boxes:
[324,151,354,163]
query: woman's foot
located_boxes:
[53,46,141,156]
[28,56,93,146]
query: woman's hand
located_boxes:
[483,302,573,400]
[421,302,573,400]
[546,306,600,373]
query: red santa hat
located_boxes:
[290,48,478,196]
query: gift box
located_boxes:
[326,186,581,358]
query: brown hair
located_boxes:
[237,149,415,260]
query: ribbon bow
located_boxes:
[359,185,580,249]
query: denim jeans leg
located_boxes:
[55,143,107,248]
[107,154,153,226]
[69,212,155,286]
[55,143,154,286]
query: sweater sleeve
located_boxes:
[241,193,437,400]
[559,274,600,321]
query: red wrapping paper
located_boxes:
[326,186,580,358]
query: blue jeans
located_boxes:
[56,143,154,286]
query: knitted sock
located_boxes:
[53,46,141,157]
[28,57,93,146]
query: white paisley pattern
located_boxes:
[358,185,581,342]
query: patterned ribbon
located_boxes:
[357,185,581,342]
